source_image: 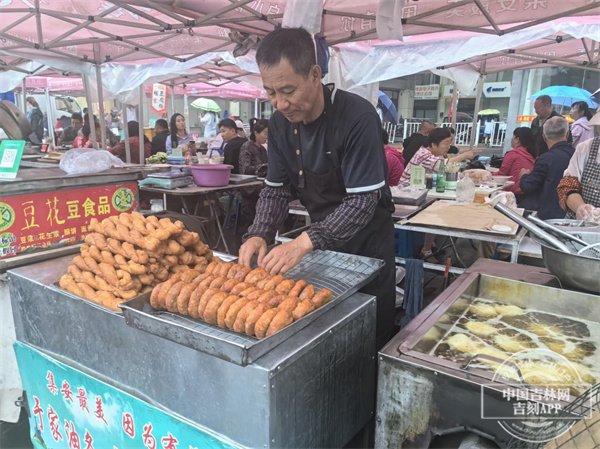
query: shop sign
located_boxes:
[14,342,241,449]
[414,84,440,100]
[151,83,167,112]
[0,182,138,259]
[483,82,511,98]
[0,140,25,179]
[517,115,536,123]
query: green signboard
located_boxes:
[0,140,25,179]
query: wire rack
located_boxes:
[506,384,600,449]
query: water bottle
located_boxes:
[436,160,446,193]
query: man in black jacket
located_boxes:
[220,118,247,174]
[520,116,574,219]
[530,95,561,156]
[150,119,170,154]
[402,120,436,163]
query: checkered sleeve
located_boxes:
[306,191,379,250]
[244,185,292,243]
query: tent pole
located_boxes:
[183,92,189,129]
[470,61,486,148]
[122,102,131,163]
[450,81,459,131]
[254,98,259,118]
[82,74,98,147]
[20,80,26,114]
[44,88,56,148]
[94,65,107,150]
[170,84,176,117]
[138,84,145,165]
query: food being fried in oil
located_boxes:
[475,346,509,361]
[541,337,597,362]
[446,333,482,354]
[449,297,470,314]
[465,320,498,337]
[468,303,497,319]
[421,326,443,342]
[494,304,525,317]
[438,313,457,324]
[526,313,590,338]
[517,361,568,386]
[493,333,536,353]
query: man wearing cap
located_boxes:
[219,118,247,174]
[238,27,396,348]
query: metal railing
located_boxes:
[382,121,399,143]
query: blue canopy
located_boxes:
[531,85,598,108]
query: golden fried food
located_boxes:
[263,275,285,291]
[205,261,221,275]
[221,278,239,293]
[493,334,534,354]
[275,279,295,295]
[299,285,315,300]
[289,280,308,298]
[245,268,269,284]
[469,303,497,319]
[176,281,200,315]
[233,300,259,333]
[245,304,268,336]
[225,298,251,329]
[266,310,293,337]
[246,289,265,301]
[233,265,251,282]
[239,286,260,297]
[494,304,524,317]
[277,297,298,314]
[264,294,285,308]
[465,320,497,337]
[99,262,119,286]
[197,288,220,319]
[209,276,228,290]
[187,286,205,318]
[230,282,251,295]
[59,275,84,297]
[311,288,333,307]
[527,322,561,337]
[257,290,277,303]
[216,263,232,277]
[198,275,216,290]
[254,308,278,339]
[217,295,241,328]
[447,333,482,354]
[202,292,229,324]
[165,281,185,312]
[292,300,315,320]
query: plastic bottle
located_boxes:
[436,159,446,193]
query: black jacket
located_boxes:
[530,110,561,155]
[151,130,169,154]
[223,136,247,174]
[519,141,574,219]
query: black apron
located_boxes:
[289,87,397,349]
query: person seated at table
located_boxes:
[58,112,83,146]
[151,119,170,154]
[72,123,94,148]
[82,114,119,147]
[402,119,436,164]
[109,121,151,164]
[382,128,404,186]
[219,118,247,174]
[569,101,594,148]
[557,110,600,220]
[519,116,575,219]
[498,127,536,200]
[400,127,475,184]
[165,113,192,155]
[239,118,268,177]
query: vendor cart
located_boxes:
[0,166,144,424]
[9,250,380,448]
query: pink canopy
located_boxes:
[184,81,266,100]
[24,76,84,92]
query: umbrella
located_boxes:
[378,91,398,123]
[190,98,221,112]
[531,86,598,108]
[477,109,500,116]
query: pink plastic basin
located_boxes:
[190,164,233,187]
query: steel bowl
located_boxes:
[536,231,600,293]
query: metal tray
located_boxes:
[120,250,384,366]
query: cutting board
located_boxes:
[406,200,520,235]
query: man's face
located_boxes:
[534,100,552,119]
[220,126,237,142]
[260,58,322,124]
[72,118,83,130]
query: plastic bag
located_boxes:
[488,191,518,209]
[576,204,600,223]
[59,148,124,175]
[455,175,475,203]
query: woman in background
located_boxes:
[570,101,594,148]
[165,113,192,154]
[109,121,151,164]
[239,118,268,177]
[497,127,536,199]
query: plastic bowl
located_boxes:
[190,164,233,187]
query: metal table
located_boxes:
[140,181,264,253]
[9,255,377,448]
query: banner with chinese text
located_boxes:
[0,182,138,259]
[14,342,242,449]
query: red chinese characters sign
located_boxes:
[0,182,138,259]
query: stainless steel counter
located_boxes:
[9,255,377,448]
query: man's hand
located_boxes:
[238,236,267,267]
[260,232,314,275]
[576,203,595,221]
